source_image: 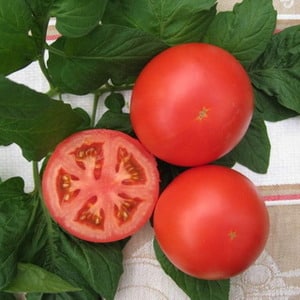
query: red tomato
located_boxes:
[42,129,159,243]
[130,43,254,166]
[153,165,269,280]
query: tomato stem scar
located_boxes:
[228,230,237,240]
[197,106,209,120]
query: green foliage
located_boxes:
[0,0,41,75]
[204,0,277,67]
[0,177,34,289]
[50,0,108,37]
[47,24,168,94]
[102,0,217,45]
[0,76,83,161]
[0,0,300,299]
[96,93,132,133]
[249,25,300,114]
[219,111,271,174]
[0,178,124,300]
[4,263,81,293]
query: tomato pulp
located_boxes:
[153,165,269,280]
[42,129,160,243]
[130,43,254,166]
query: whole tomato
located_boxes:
[153,165,269,280]
[130,43,254,166]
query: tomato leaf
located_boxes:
[203,0,276,68]
[153,239,230,300]
[0,76,83,161]
[249,25,300,114]
[102,0,217,46]
[96,93,132,133]
[219,111,271,174]
[0,0,40,75]
[4,263,81,293]
[0,177,34,290]
[19,199,124,300]
[47,24,168,95]
[50,0,108,37]
[0,292,15,300]
[254,89,298,122]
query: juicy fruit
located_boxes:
[130,43,254,166]
[42,129,160,243]
[153,165,269,280]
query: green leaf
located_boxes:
[220,111,271,174]
[25,0,54,17]
[249,25,300,114]
[24,0,55,50]
[0,76,83,161]
[204,0,276,67]
[104,93,126,113]
[19,199,124,300]
[254,88,298,122]
[0,177,34,289]
[96,93,132,133]
[0,292,16,300]
[50,0,108,37]
[47,24,168,94]
[102,0,217,45]
[4,263,80,293]
[153,239,230,300]
[0,0,40,75]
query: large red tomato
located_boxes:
[153,165,269,280]
[42,129,159,243]
[130,43,254,166]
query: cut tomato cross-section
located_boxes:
[42,129,160,243]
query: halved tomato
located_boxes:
[42,129,160,243]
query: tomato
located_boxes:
[42,129,159,243]
[153,165,269,280]
[130,43,254,166]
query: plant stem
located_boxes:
[91,93,100,127]
[32,161,41,194]
[95,83,134,97]
[38,53,55,90]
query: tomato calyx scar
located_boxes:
[228,230,237,241]
[196,106,210,121]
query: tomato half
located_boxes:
[130,43,254,166]
[42,129,159,243]
[153,165,269,280]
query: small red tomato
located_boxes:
[42,129,160,243]
[130,43,254,166]
[153,165,269,280]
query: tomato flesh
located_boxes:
[153,165,269,280]
[42,129,160,243]
[130,43,254,166]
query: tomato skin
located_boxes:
[42,129,159,243]
[130,43,254,166]
[153,165,269,280]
